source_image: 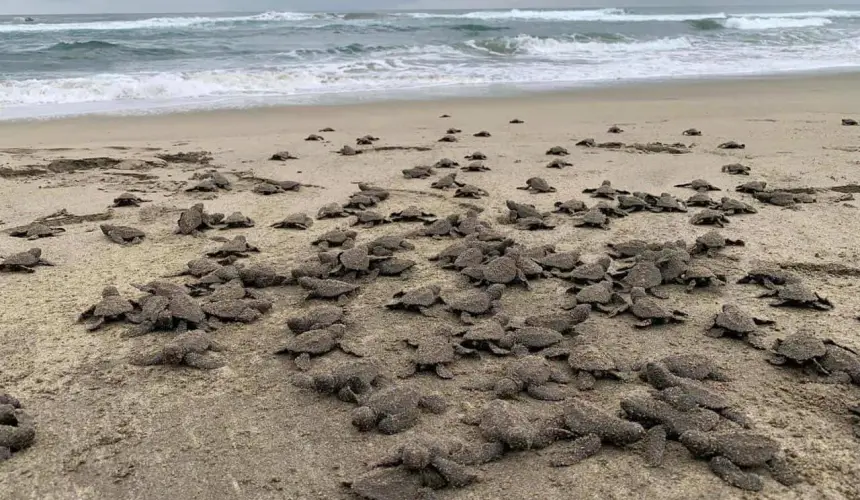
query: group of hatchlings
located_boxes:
[3,118,859,499]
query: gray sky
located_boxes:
[1,1,858,15]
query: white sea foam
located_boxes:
[0,12,316,33]
[724,17,833,30]
[404,9,726,22]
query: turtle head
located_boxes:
[486,284,506,300]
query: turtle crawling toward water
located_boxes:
[317,202,351,220]
[311,228,355,250]
[402,166,434,179]
[843,118,859,126]
[691,230,745,256]
[722,163,751,175]
[546,146,569,156]
[690,209,730,227]
[130,330,225,369]
[473,130,491,137]
[546,158,572,169]
[271,213,314,230]
[679,430,798,491]
[390,206,436,223]
[678,264,726,292]
[299,277,359,301]
[607,125,623,134]
[464,151,487,161]
[176,203,223,235]
[682,128,702,136]
[517,177,556,193]
[611,287,687,328]
[568,346,630,390]
[78,286,135,331]
[220,212,255,229]
[441,284,505,324]
[0,248,54,273]
[707,304,774,348]
[352,385,447,435]
[737,267,801,290]
[573,208,610,230]
[112,192,150,207]
[438,134,458,143]
[553,198,589,215]
[434,158,459,169]
[206,235,259,259]
[0,396,36,457]
[461,161,491,172]
[269,150,298,161]
[758,282,833,310]
[386,285,443,315]
[582,180,630,200]
[100,224,145,245]
[454,184,489,199]
[718,141,745,150]
[287,305,345,334]
[674,179,721,191]
[491,355,569,401]
[274,324,364,370]
[8,223,65,240]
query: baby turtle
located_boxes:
[271,213,314,230]
[274,324,364,370]
[736,180,767,194]
[78,286,135,331]
[682,128,702,136]
[317,202,350,220]
[298,277,359,301]
[573,208,609,230]
[305,133,324,141]
[737,267,800,289]
[438,134,458,143]
[454,184,488,199]
[566,281,625,314]
[100,224,145,245]
[759,283,832,310]
[269,150,298,161]
[546,158,572,169]
[718,141,745,149]
[319,127,334,132]
[674,179,720,191]
[8,223,65,240]
[112,192,150,207]
[464,151,486,161]
[680,430,797,491]
[843,118,859,126]
[767,330,827,368]
[686,190,718,208]
[678,265,726,292]
[473,400,568,451]
[517,177,556,194]
[568,346,627,390]
[446,127,462,134]
[338,145,361,156]
[546,146,569,156]
[582,180,630,200]
[434,158,459,169]
[607,125,623,134]
[402,329,469,379]
[220,212,255,229]
[431,173,464,190]
[252,183,282,195]
[492,355,568,401]
[473,130,491,137]
[616,194,649,213]
[649,193,688,213]
[352,386,445,435]
[202,296,272,327]
[707,304,773,348]
[576,138,596,147]
[613,260,665,297]
[504,200,544,223]
[722,163,750,175]
[351,210,391,228]
[390,206,436,223]
[612,288,687,327]
[657,354,730,382]
[510,118,524,124]
[0,248,54,273]
[357,135,379,144]
[691,230,745,256]
[176,203,223,235]
[461,161,490,172]
[130,330,225,369]
[690,209,730,227]
[441,284,505,324]
[402,166,434,179]
[206,235,259,259]
[386,284,443,315]
[287,305,344,335]
[553,198,588,215]
[719,197,757,215]
[0,398,35,457]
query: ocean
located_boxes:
[1,6,860,120]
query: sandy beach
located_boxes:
[2,73,860,500]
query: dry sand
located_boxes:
[1,74,860,500]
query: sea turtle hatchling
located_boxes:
[269,150,298,161]
[454,184,489,199]
[0,248,54,273]
[305,134,324,141]
[365,235,415,256]
[464,151,487,161]
[517,177,556,194]
[736,181,767,194]
[352,385,447,435]
[471,400,570,452]
[682,128,702,136]
[220,212,255,229]
[271,213,314,230]
[611,287,687,328]
[612,260,666,298]
[510,118,524,124]
[553,198,589,215]
[130,330,225,369]
[546,158,572,169]
[718,141,745,150]
[434,158,459,168]
[298,277,359,301]
[441,284,505,324]
[573,208,610,230]
[401,166,434,179]
[350,211,391,228]
[438,134,458,143]
[766,330,829,369]
[491,355,569,401]
[843,118,859,126]
[707,304,774,348]
[568,346,630,390]
[737,267,801,289]
[565,281,625,314]
[546,146,569,156]
[99,224,145,245]
[617,194,649,213]
[691,230,745,256]
[657,354,730,382]
[758,282,833,310]
[686,191,718,208]
[206,235,259,259]
[719,197,757,215]
[274,324,365,370]
[390,206,436,223]
[607,125,623,134]
[446,127,462,134]
[0,397,35,457]
[386,285,443,315]
[473,130,491,137]
[431,173,464,190]
[252,183,282,196]
[77,286,135,331]
[461,161,490,172]
[201,297,272,327]
[674,179,721,191]
[690,209,730,227]
[112,192,150,207]
[8,223,65,240]
[401,328,471,379]
[679,430,798,491]
[649,193,688,213]
[722,163,751,175]
[317,202,350,220]
[338,145,361,156]
[582,180,630,200]
[287,305,345,334]
[551,401,646,467]
[678,264,726,292]
[176,203,222,235]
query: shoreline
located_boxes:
[2,69,860,126]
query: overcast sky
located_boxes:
[1,1,858,15]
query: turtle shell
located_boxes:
[569,346,616,372]
[774,332,826,361]
[714,304,757,333]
